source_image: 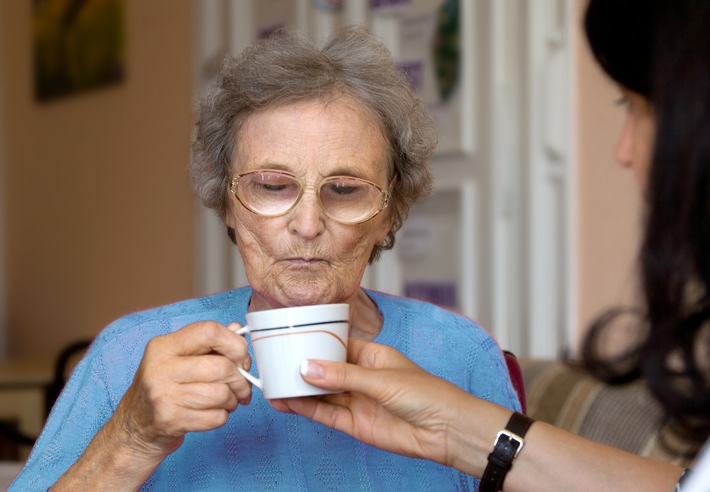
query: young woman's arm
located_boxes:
[272,339,684,492]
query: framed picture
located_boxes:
[368,179,478,318]
[371,0,476,156]
[33,0,125,102]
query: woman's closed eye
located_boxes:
[614,94,629,109]
[260,183,290,192]
[326,183,360,196]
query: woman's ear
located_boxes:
[224,197,240,245]
[224,190,239,229]
[375,212,394,245]
[225,209,238,229]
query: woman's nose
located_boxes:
[615,114,634,169]
[287,191,325,238]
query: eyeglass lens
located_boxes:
[235,171,386,223]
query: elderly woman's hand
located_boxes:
[113,321,252,460]
[51,321,252,490]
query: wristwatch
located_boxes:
[479,412,534,492]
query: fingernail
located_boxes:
[227,323,240,332]
[300,360,324,379]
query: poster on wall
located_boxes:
[397,189,463,311]
[374,0,466,155]
[33,0,125,102]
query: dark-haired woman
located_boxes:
[272,0,710,490]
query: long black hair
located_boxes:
[583,0,710,445]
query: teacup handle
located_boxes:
[234,325,263,391]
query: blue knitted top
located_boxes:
[11,287,520,491]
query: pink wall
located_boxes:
[1,0,196,357]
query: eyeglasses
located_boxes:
[229,169,391,224]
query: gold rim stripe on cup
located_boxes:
[250,329,348,350]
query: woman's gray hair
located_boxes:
[189,26,437,262]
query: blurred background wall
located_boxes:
[0,0,642,361]
[573,0,643,349]
[0,0,195,358]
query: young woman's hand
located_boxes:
[270,338,485,469]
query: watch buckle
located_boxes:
[496,430,525,458]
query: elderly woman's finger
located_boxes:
[150,321,250,365]
[169,408,234,434]
[174,382,240,412]
[159,354,253,404]
[166,354,246,384]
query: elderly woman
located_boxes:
[11,28,519,491]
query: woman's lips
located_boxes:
[285,257,326,265]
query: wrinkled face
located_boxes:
[615,89,656,191]
[226,97,392,311]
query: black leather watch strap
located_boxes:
[479,412,534,492]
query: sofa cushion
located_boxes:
[519,359,699,467]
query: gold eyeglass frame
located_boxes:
[229,169,392,225]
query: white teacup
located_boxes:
[236,303,349,399]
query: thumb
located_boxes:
[300,359,371,394]
[300,340,415,395]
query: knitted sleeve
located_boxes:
[371,291,521,412]
[410,307,521,411]
[9,333,119,491]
